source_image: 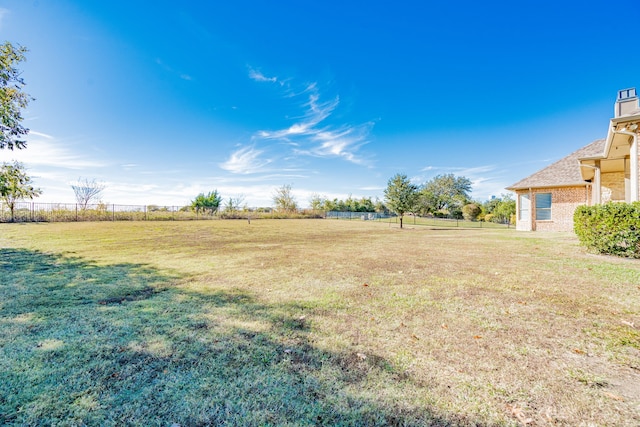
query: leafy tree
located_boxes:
[273,184,297,212]
[419,174,472,217]
[309,193,325,211]
[483,194,516,224]
[462,203,481,221]
[310,194,377,213]
[191,190,222,215]
[357,197,376,212]
[71,177,106,209]
[384,173,418,228]
[374,197,388,214]
[0,161,41,221]
[1,42,33,150]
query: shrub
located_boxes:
[574,202,640,258]
[462,203,481,221]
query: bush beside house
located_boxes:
[574,202,640,258]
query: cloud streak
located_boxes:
[248,68,278,83]
[250,76,373,165]
[219,146,272,174]
[0,132,106,170]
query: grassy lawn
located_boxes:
[1,220,639,426]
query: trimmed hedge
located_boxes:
[573,202,640,258]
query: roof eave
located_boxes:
[605,114,640,156]
[506,182,588,191]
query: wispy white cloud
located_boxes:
[0,132,106,169]
[359,186,384,192]
[248,68,277,83]
[219,146,272,174]
[306,122,373,164]
[0,8,9,29]
[155,58,193,81]
[251,76,373,165]
[209,173,309,183]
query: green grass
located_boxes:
[1,220,639,426]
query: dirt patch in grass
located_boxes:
[1,220,639,425]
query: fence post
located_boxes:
[75,204,78,222]
[112,204,115,221]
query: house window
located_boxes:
[519,194,530,221]
[535,193,552,220]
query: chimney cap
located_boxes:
[617,88,637,101]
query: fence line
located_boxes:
[0,202,278,223]
[0,202,510,228]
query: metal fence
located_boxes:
[328,211,511,228]
[0,202,277,223]
[0,202,510,228]
[325,211,391,220]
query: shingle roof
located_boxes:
[506,139,606,190]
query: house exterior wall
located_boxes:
[601,172,625,202]
[637,151,640,201]
[514,190,531,231]
[513,186,589,232]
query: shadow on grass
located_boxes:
[0,248,492,426]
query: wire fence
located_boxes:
[325,211,391,220]
[328,211,511,228]
[0,202,511,229]
[0,202,300,223]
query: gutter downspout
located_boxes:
[612,128,638,202]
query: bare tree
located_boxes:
[71,177,106,209]
[225,194,246,213]
[272,184,297,212]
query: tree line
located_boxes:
[384,173,515,228]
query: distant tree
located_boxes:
[1,42,33,150]
[374,197,388,214]
[419,174,472,217]
[485,194,516,224]
[224,195,246,213]
[272,184,297,212]
[191,190,222,215]
[356,196,376,212]
[462,203,482,221]
[334,198,348,212]
[0,161,41,221]
[384,173,418,228]
[309,193,325,211]
[71,177,106,209]
[321,198,337,212]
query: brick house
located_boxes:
[507,88,640,231]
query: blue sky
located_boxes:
[2,1,639,207]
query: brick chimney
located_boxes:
[615,87,638,117]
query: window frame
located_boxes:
[518,194,530,221]
[535,192,552,221]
